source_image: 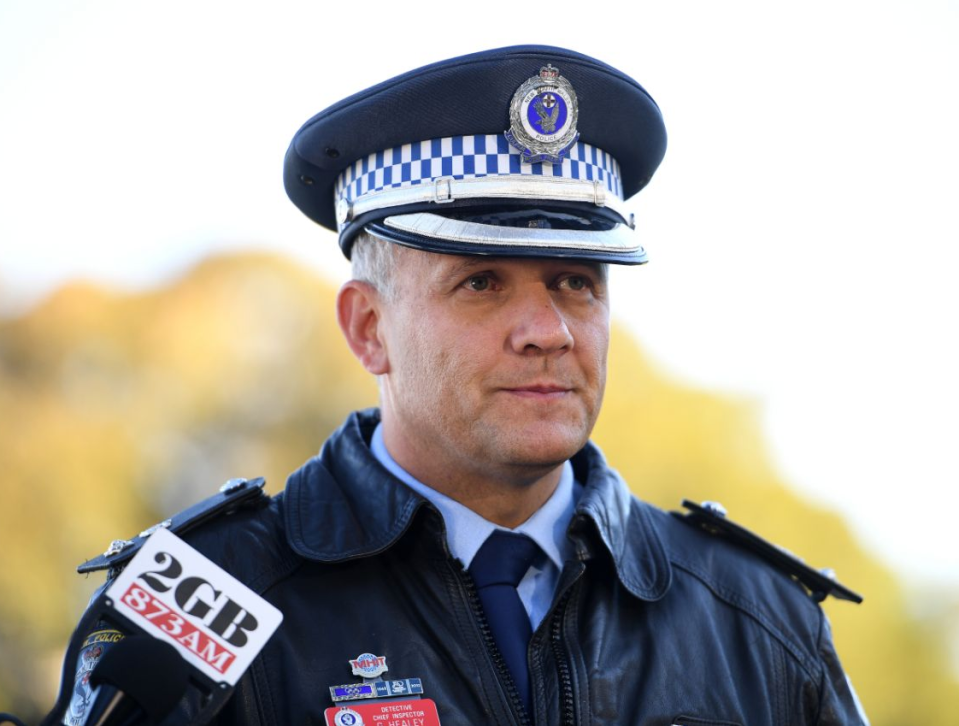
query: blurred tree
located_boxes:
[0,253,955,722]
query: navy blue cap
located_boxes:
[284,45,666,264]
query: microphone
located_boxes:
[84,635,189,726]
[43,529,283,725]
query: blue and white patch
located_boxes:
[333,135,622,222]
[329,678,425,702]
[330,682,376,702]
[506,64,580,164]
[376,678,423,698]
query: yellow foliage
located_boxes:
[0,253,955,722]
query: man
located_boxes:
[53,46,866,724]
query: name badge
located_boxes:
[324,698,442,726]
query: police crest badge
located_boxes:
[62,629,125,726]
[505,64,580,163]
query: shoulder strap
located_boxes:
[77,477,268,575]
[674,499,863,604]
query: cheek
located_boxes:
[395,316,472,398]
[577,318,610,374]
[432,328,487,391]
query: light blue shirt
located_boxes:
[371,424,581,631]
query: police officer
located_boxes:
[54,45,867,725]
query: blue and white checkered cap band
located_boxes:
[334,135,623,229]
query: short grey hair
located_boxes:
[350,232,399,302]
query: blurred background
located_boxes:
[1,1,957,722]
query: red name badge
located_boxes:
[324,698,442,726]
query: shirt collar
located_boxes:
[371,423,578,571]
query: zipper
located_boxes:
[550,588,576,726]
[540,559,586,726]
[453,563,533,726]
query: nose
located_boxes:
[508,287,574,355]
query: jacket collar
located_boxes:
[284,409,671,601]
[568,441,672,601]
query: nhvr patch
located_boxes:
[349,652,388,679]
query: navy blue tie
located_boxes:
[468,530,542,715]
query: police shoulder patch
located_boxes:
[674,499,863,604]
[77,477,268,575]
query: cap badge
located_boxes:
[505,64,580,164]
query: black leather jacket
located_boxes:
[67,410,866,725]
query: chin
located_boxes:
[501,423,591,469]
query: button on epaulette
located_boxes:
[77,477,268,575]
[674,499,864,604]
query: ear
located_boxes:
[336,280,390,375]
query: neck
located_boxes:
[381,422,564,529]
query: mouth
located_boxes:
[500,384,573,400]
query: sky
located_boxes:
[1,0,957,594]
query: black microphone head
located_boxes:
[90,634,189,723]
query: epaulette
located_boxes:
[77,477,269,575]
[674,499,863,604]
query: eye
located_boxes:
[559,275,590,291]
[465,275,492,292]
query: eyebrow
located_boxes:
[450,257,500,272]
[431,256,501,286]
[431,256,609,289]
